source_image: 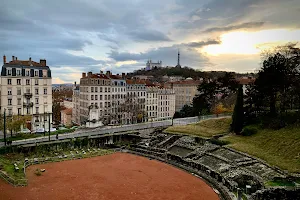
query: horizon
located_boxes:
[1,0,299,84]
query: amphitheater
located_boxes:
[0,129,299,200]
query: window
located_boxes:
[17,79,21,85]
[26,70,30,76]
[108,88,110,92]
[26,108,30,114]
[17,98,21,105]
[8,89,12,95]
[26,79,30,85]
[35,79,39,85]
[36,107,39,114]
[8,99,12,105]
[7,69,12,76]
[44,88,47,95]
[95,95,98,100]
[35,98,39,104]
[26,88,30,93]
[35,88,39,95]
[34,70,38,77]
[8,109,12,116]
[91,95,94,100]
[95,87,98,92]
[18,108,21,115]
[100,87,103,92]
[43,70,47,77]
[105,87,107,92]
[91,87,94,92]
[7,79,12,85]
[16,69,21,76]
[100,95,102,100]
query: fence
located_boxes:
[11,114,231,147]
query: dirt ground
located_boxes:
[0,153,219,200]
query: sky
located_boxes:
[1,0,300,84]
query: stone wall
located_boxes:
[249,187,300,200]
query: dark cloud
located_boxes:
[129,29,172,42]
[203,22,265,33]
[183,39,221,48]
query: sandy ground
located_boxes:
[0,153,219,200]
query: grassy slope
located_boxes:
[221,125,300,173]
[165,117,231,138]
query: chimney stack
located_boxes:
[122,73,125,79]
[3,55,6,64]
[74,81,77,86]
[100,70,103,74]
[15,57,18,61]
[87,72,92,77]
[82,72,86,78]
[106,71,111,76]
[12,56,15,61]
[40,59,46,66]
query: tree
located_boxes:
[6,115,27,137]
[212,103,226,117]
[231,85,244,134]
[179,104,195,117]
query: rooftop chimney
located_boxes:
[74,81,77,86]
[82,72,86,78]
[15,57,18,61]
[40,59,46,66]
[87,72,92,77]
[122,73,125,79]
[106,71,111,76]
[100,70,103,74]
[3,55,6,64]
[12,56,15,61]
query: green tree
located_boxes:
[179,104,195,117]
[231,85,244,134]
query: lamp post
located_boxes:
[48,112,51,141]
[3,109,7,146]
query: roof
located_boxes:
[109,74,124,80]
[6,60,45,67]
[61,108,72,115]
[237,77,255,85]
[126,79,147,85]
[82,73,109,79]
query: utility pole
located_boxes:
[3,109,7,146]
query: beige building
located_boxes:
[157,87,175,120]
[61,108,72,126]
[72,84,80,125]
[146,84,158,121]
[166,78,201,111]
[0,55,53,132]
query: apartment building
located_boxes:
[165,78,201,111]
[146,84,158,121]
[126,79,147,123]
[108,72,127,124]
[79,71,111,125]
[157,87,175,120]
[0,55,52,132]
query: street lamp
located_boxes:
[3,109,7,146]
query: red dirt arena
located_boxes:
[0,153,219,200]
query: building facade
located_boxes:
[165,79,201,111]
[0,55,53,132]
[157,87,175,121]
[61,108,72,126]
[72,71,176,127]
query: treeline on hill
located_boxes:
[128,66,252,82]
[175,43,300,135]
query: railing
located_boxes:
[23,102,33,107]
[24,93,33,98]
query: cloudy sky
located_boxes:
[1,0,300,83]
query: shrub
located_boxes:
[242,126,258,136]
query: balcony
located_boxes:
[24,93,33,98]
[23,102,33,108]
